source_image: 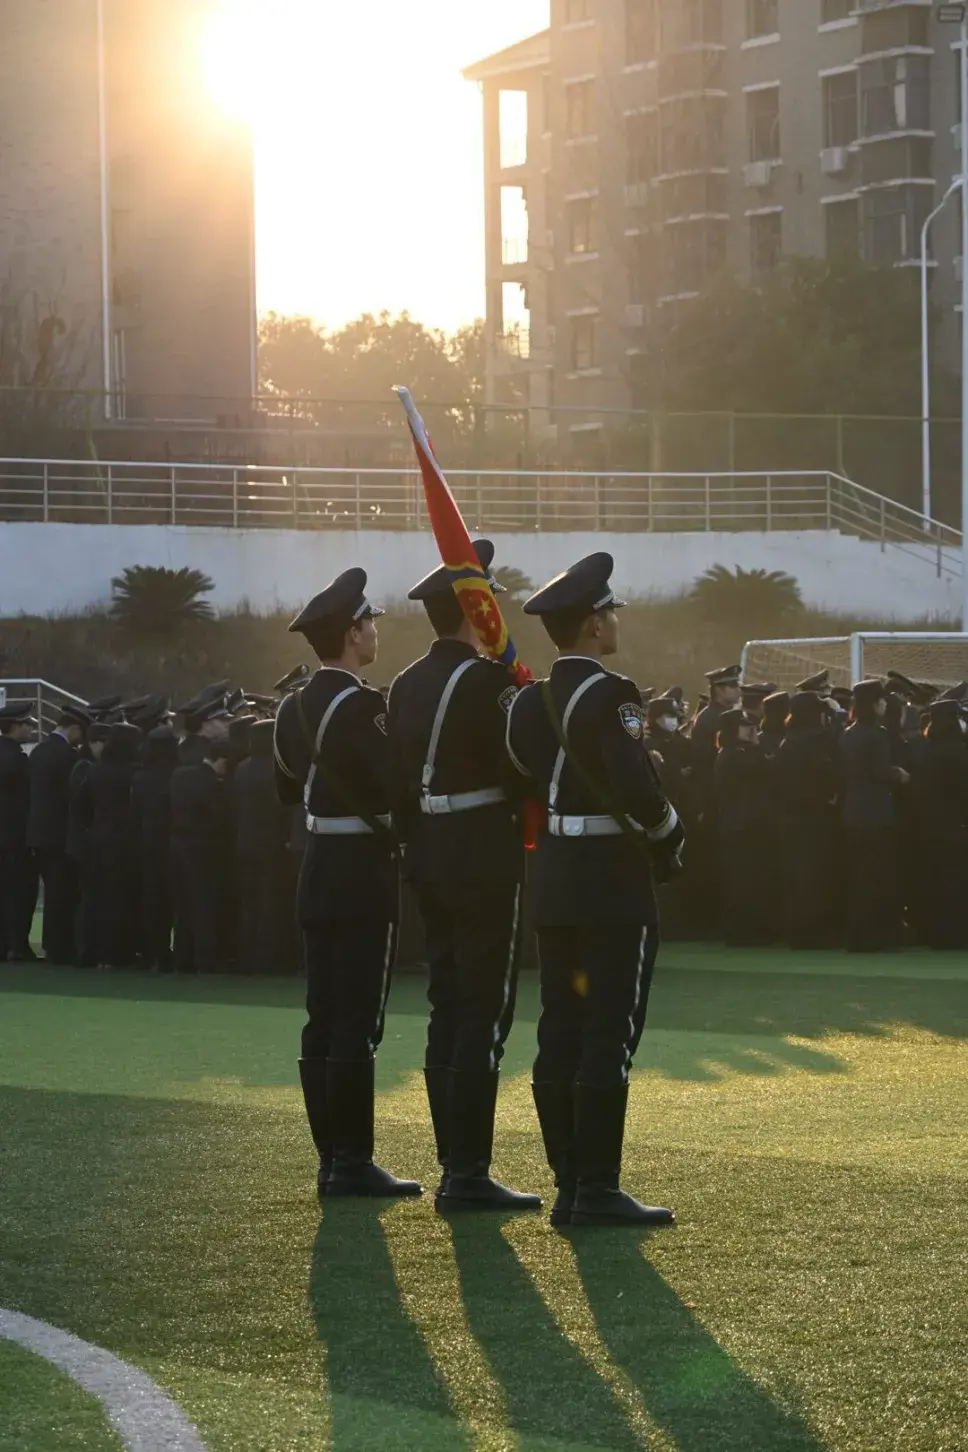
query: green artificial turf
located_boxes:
[0,1340,122,1451]
[1,951,967,1451]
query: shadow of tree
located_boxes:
[571,1233,827,1452]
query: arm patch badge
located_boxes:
[498,686,517,715]
[619,702,644,740]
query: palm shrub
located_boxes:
[688,565,804,637]
[110,566,215,637]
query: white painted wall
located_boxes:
[1,521,959,619]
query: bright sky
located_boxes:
[203,0,550,334]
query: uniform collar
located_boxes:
[429,638,479,661]
[318,666,363,686]
[551,655,607,671]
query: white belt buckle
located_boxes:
[563,816,585,838]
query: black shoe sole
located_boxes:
[570,1211,676,1228]
[435,1195,542,1215]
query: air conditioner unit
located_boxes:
[820,146,850,175]
[624,181,650,207]
[743,160,773,188]
[625,303,646,327]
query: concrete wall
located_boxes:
[0,522,958,619]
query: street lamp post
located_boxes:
[939,4,968,624]
[920,179,962,526]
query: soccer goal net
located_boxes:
[741,633,968,690]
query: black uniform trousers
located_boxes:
[237,851,291,975]
[415,879,523,1075]
[33,847,78,964]
[534,922,659,1088]
[845,827,901,952]
[0,847,37,958]
[139,848,174,968]
[301,918,398,1062]
[171,845,231,973]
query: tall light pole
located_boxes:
[921,178,961,526]
[940,4,968,624]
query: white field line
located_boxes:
[0,1308,206,1451]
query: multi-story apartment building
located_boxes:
[0,0,256,423]
[465,0,964,449]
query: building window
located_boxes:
[626,111,657,183]
[747,0,778,39]
[498,91,528,170]
[566,80,595,139]
[500,186,529,266]
[825,198,861,258]
[626,0,656,63]
[750,211,782,278]
[821,0,852,21]
[823,72,858,148]
[567,197,596,254]
[860,55,931,138]
[748,86,781,162]
[864,185,931,263]
[569,314,598,370]
[628,233,656,303]
[503,282,531,358]
[663,0,723,47]
[566,0,592,22]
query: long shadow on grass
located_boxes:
[308,1203,459,1445]
[572,1234,826,1452]
[446,1214,637,1450]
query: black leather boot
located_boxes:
[326,1058,422,1198]
[298,1057,332,1202]
[436,1070,541,1214]
[424,1065,453,1199]
[532,1080,576,1227]
[571,1083,675,1228]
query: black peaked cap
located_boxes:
[794,670,830,693]
[274,664,311,695]
[58,704,93,729]
[408,539,505,601]
[288,568,384,637]
[0,700,37,724]
[852,678,885,704]
[705,664,742,686]
[523,552,625,617]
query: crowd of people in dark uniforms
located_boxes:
[2,545,966,1228]
[643,664,968,954]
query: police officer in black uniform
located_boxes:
[0,701,38,961]
[273,569,420,1201]
[387,540,540,1214]
[688,664,742,935]
[506,553,683,1228]
[27,703,92,964]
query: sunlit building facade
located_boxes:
[0,0,256,422]
[465,0,963,452]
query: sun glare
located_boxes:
[201,0,263,122]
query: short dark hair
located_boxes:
[424,590,465,637]
[303,618,353,661]
[542,606,593,651]
[0,721,18,736]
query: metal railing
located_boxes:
[0,679,89,743]
[0,459,961,573]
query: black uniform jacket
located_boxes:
[0,735,30,850]
[714,742,771,834]
[911,738,968,841]
[170,763,233,856]
[774,729,840,828]
[689,701,728,793]
[387,639,524,884]
[839,721,898,831]
[131,765,175,856]
[27,732,78,849]
[273,667,398,923]
[507,657,681,926]
[235,754,290,858]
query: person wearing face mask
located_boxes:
[909,700,968,949]
[273,569,421,1203]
